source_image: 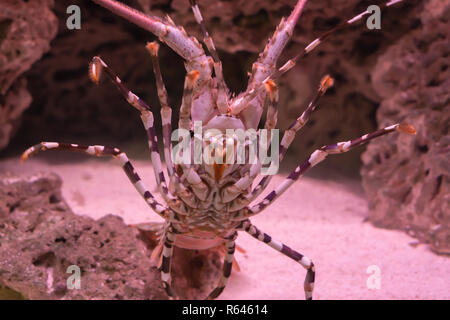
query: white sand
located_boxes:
[1,154,449,300]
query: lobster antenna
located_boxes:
[231,0,405,115]
[269,0,405,81]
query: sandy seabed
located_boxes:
[1,153,449,300]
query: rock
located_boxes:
[0,77,32,150]
[0,0,58,94]
[0,172,222,299]
[0,0,58,150]
[361,0,450,254]
[14,0,420,173]
[430,225,450,255]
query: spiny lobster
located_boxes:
[21,0,416,299]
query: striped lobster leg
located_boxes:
[89,56,189,214]
[263,79,280,137]
[179,166,210,202]
[232,0,406,115]
[221,80,279,204]
[146,41,175,177]
[176,68,211,202]
[224,75,332,207]
[189,0,229,114]
[145,42,198,208]
[21,142,168,218]
[160,226,177,299]
[206,232,237,300]
[248,75,334,202]
[242,220,315,300]
[233,123,416,219]
[179,70,201,130]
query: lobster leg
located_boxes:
[263,79,279,136]
[89,57,192,215]
[146,42,198,208]
[161,227,177,299]
[146,42,175,176]
[21,142,168,218]
[90,57,171,196]
[243,220,315,300]
[220,80,279,204]
[233,123,416,218]
[223,75,332,206]
[189,0,229,114]
[206,232,237,300]
[247,75,334,202]
[189,0,221,68]
[177,69,211,202]
[179,70,200,130]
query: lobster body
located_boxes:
[170,118,260,240]
[22,0,414,300]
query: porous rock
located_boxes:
[361,0,450,254]
[0,172,221,299]
[0,0,58,150]
[0,77,32,150]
